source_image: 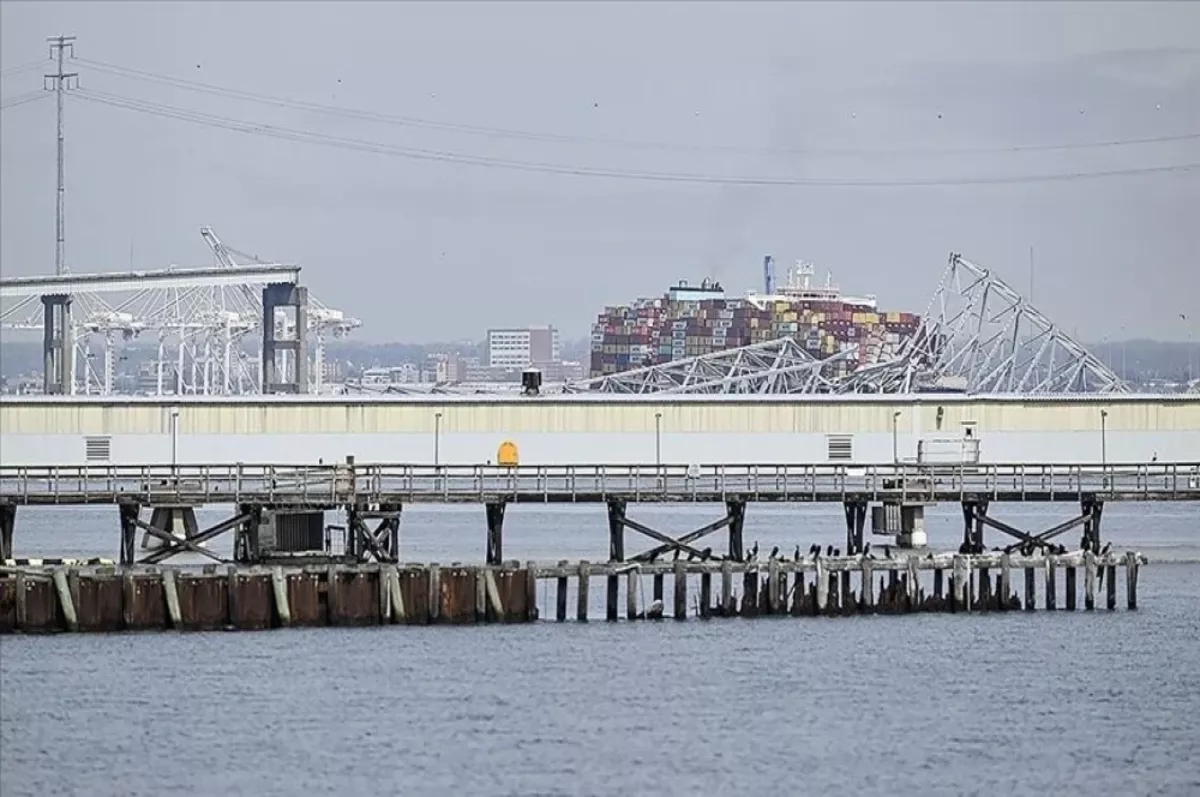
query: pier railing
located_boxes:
[2,462,1199,505]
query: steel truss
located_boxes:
[561,338,857,394]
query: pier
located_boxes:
[0,550,1146,634]
[1,460,1196,566]
[0,459,1187,632]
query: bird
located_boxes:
[1082,537,1092,553]
[863,542,871,557]
[883,545,892,559]
[793,545,801,562]
[1100,542,1112,555]
[826,545,834,557]
[701,547,713,561]
[809,544,820,557]
[833,548,841,557]
[686,550,697,562]
[749,542,759,560]
[769,546,780,560]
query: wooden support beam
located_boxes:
[53,568,78,632]
[621,515,709,562]
[118,502,139,567]
[630,513,733,564]
[626,569,639,621]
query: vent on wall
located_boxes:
[85,436,112,463]
[826,434,853,462]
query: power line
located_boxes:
[0,59,50,78]
[71,87,1200,188]
[74,55,1200,159]
[0,90,52,110]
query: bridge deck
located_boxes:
[2,462,1198,506]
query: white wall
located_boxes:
[1,429,1195,467]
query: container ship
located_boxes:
[590,256,922,377]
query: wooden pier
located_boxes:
[1,461,1196,568]
[0,550,1145,634]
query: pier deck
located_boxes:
[3,461,1199,506]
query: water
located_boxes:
[3,503,1199,796]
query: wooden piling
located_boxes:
[271,566,291,627]
[555,561,568,622]
[999,554,1012,612]
[861,558,874,610]
[52,569,77,632]
[767,559,780,615]
[427,564,440,623]
[720,560,733,616]
[626,569,638,620]
[1125,551,1138,610]
[576,560,590,622]
[952,556,968,611]
[815,558,828,613]
[673,560,687,620]
[525,561,537,621]
[1105,562,1117,610]
[388,566,406,622]
[1065,566,1077,611]
[1045,558,1057,610]
[161,568,182,629]
[1024,565,1035,612]
[1083,551,1096,611]
[699,571,712,618]
[606,573,619,622]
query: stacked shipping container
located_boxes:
[589,281,921,378]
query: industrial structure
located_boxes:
[0,228,359,396]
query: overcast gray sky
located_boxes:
[2,1,1198,342]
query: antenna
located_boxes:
[44,35,78,276]
[763,255,775,294]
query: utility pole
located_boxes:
[45,35,78,276]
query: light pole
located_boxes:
[892,410,902,464]
[655,412,662,467]
[434,411,443,466]
[1100,409,1108,468]
[169,406,180,470]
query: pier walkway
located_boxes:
[1,461,1196,572]
[3,461,1199,505]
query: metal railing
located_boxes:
[2,462,1198,505]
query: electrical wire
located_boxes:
[0,59,50,79]
[75,56,1200,159]
[70,87,1200,187]
[0,90,51,111]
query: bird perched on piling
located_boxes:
[748,542,759,561]
[826,545,834,557]
[769,546,780,560]
[809,544,820,558]
[701,547,713,561]
[686,550,697,562]
[1100,542,1112,555]
[883,545,892,559]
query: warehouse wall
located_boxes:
[1,395,1197,466]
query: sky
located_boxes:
[1,1,1198,343]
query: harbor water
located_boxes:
[2,502,1198,796]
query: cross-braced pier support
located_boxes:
[486,502,506,565]
[610,498,747,564]
[139,507,248,565]
[844,501,867,554]
[1,503,16,560]
[118,502,140,566]
[961,497,1105,555]
[346,503,401,563]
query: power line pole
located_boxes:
[44,35,78,276]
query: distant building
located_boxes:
[487,326,560,369]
